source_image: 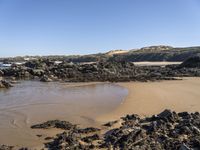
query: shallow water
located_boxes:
[0,81,128,147]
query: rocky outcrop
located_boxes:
[1,57,200,82]
[29,110,200,150]
[179,54,200,68]
[101,110,200,149]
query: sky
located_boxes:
[0,0,200,57]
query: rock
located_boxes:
[82,134,100,143]
[30,69,44,77]
[40,75,52,82]
[103,120,118,127]
[179,143,191,150]
[158,109,173,119]
[180,54,200,68]
[0,70,4,76]
[157,109,178,122]
[44,137,53,140]
[45,131,82,150]
[31,120,76,130]
[0,145,14,150]
[0,80,13,88]
[29,110,200,150]
[2,57,200,82]
[178,112,191,119]
[78,127,100,134]
[122,114,140,121]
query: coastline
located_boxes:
[0,78,200,149]
[97,77,200,122]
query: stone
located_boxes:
[78,127,100,134]
[82,134,100,143]
[103,120,118,127]
[31,120,76,130]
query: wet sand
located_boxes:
[98,77,200,122]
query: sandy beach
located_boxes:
[1,78,200,148]
[98,77,200,122]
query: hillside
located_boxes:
[1,46,200,63]
[109,46,200,62]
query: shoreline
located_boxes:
[0,81,126,148]
[1,77,200,149]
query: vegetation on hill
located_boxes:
[1,46,200,63]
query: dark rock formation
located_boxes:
[1,55,200,83]
[101,109,200,150]
[179,54,200,68]
[30,110,200,150]
[31,120,76,130]
[77,127,100,134]
[103,120,118,127]
[81,134,100,143]
[0,70,4,76]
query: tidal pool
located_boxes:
[0,81,128,147]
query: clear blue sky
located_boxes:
[0,0,200,57]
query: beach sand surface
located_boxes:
[98,77,200,122]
